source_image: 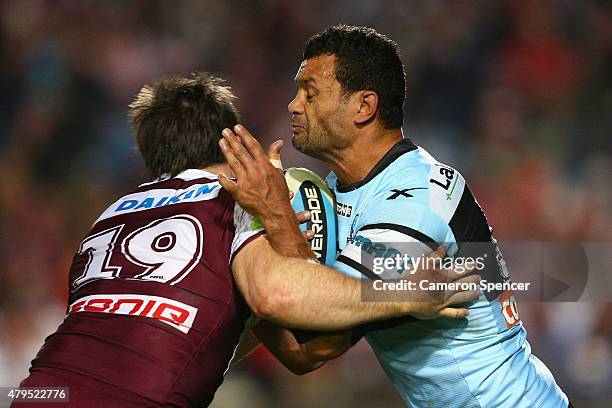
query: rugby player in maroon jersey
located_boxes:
[14,72,479,407]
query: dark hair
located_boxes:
[129,72,239,178]
[304,25,405,129]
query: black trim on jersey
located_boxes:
[336,139,418,193]
[360,223,438,251]
[448,186,504,300]
[351,315,417,344]
[336,255,382,281]
[448,186,491,243]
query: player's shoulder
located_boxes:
[134,168,221,193]
[371,148,430,201]
[95,169,228,225]
[372,146,467,209]
[415,148,468,225]
[358,147,460,242]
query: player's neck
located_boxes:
[329,128,403,187]
[199,163,234,178]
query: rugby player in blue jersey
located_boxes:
[219,25,571,408]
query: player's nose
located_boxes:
[288,94,304,115]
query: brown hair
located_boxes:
[129,72,239,178]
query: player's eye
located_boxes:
[306,94,314,102]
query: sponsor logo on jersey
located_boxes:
[68,294,198,334]
[116,184,219,212]
[429,164,458,200]
[336,202,353,217]
[499,290,521,328]
[386,187,426,200]
[96,182,221,223]
[353,235,402,259]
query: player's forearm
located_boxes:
[260,212,314,260]
[234,239,413,330]
[241,244,406,329]
[264,259,399,329]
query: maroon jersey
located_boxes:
[21,169,263,407]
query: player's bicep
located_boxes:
[231,237,276,311]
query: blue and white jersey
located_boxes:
[328,139,568,408]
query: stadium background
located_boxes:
[0,0,610,406]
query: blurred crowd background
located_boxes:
[0,0,610,407]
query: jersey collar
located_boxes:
[176,168,219,181]
[336,138,418,193]
[139,168,219,187]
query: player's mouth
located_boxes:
[291,123,306,134]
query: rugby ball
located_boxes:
[285,168,337,266]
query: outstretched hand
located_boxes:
[218,125,294,223]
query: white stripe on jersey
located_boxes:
[420,149,466,223]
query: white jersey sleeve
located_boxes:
[230,203,265,262]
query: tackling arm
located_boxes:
[250,205,354,372]
[230,207,351,373]
[232,236,413,330]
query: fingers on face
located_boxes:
[234,124,267,161]
[219,137,247,178]
[222,128,253,169]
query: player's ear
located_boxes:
[353,90,378,125]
